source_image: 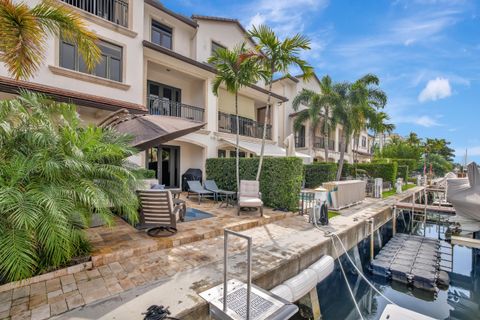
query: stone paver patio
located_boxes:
[0,188,422,319]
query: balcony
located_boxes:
[61,0,128,27]
[313,137,335,150]
[218,112,271,140]
[148,97,204,122]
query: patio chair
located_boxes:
[187,180,214,204]
[238,180,263,216]
[204,180,236,207]
[137,189,185,237]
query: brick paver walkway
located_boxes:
[0,188,423,319]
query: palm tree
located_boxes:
[331,82,354,180]
[0,0,100,80]
[368,111,395,156]
[0,91,139,281]
[292,78,337,162]
[332,74,387,180]
[248,24,313,180]
[317,75,337,161]
[347,74,387,164]
[208,44,267,191]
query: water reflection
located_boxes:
[311,217,480,320]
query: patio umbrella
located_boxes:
[99,109,206,150]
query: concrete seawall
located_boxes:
[62,187,424,320]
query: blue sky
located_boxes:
[162,0,480,163]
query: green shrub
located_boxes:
[0,92,139,282]
[375,158,417,171]
[342,162,398,184]
[304,162,337,188]
[397,165,409,181]
[206,157,303,211]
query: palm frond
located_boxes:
[0,0,100,80]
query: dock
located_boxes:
[394,202,456,214]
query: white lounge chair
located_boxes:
[237,180,263,216]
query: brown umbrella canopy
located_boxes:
[99,109,206,150]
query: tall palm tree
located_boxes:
[368,111,395,156]
[348,74,387,164]
[248,24,313,180]
[332,74,387,180]
[331,82,354,180]
[0,0,100,80]
[208,44,267,191]
[292,79,337,162]
[317,75,337,161]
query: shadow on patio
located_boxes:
[86,194,294,267]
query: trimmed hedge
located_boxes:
[343,162,398,184]
[206,157,303,211]
[304,162,337,188]
[397,165,409,181]
[374,158,417,171]
[134,168,156,179]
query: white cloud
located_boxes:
[248,13,266,29]
[418,77,452,102]
[245,0,329,37]
[414,115,441,127]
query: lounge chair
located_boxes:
[187,180,214,204]
[204,180,236,207]
[137,190,185,237]
[238,180,263,216]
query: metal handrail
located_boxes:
[148,97,204,122]
[61,0,128,27]
[218,111,272,140]
[223,229,252,320]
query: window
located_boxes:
[211,41,226,56]
[361,136,367,148]
[230,151,246,158]
[218,150,226,158]
[295,126,306,148]
[60,39,122,82]
[152,21,172,49]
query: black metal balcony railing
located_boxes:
[313,136,325,149]
[313,137,336,151]
[61,0,128,27]
[148,97,204,122]
[218,111,272,140]
[295,135,305,148]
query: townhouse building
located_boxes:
[0,0,373,188]
[272,75,374,163]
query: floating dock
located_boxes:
[371,234,449,291]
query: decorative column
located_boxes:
[204,78,217,133]
[272,102,279,143]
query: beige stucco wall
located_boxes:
[143,4,196,59]
[147,66,206,108]
[218,89,256,120]
[0,0,145,106]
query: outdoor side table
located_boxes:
[219,191,236,208]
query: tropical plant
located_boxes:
[0,0,100,80]
[0,91,139,282]
[332,74,387,180]
[368,111,395,158]
[248,24,313,180]
[292,87,336,161]
[349,74,387,163]
[208,43,267,190]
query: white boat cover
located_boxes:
[447,162,480,221]
[323,180,366,210]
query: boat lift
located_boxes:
[199,229,298,320]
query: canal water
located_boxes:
[308,213,480,320]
